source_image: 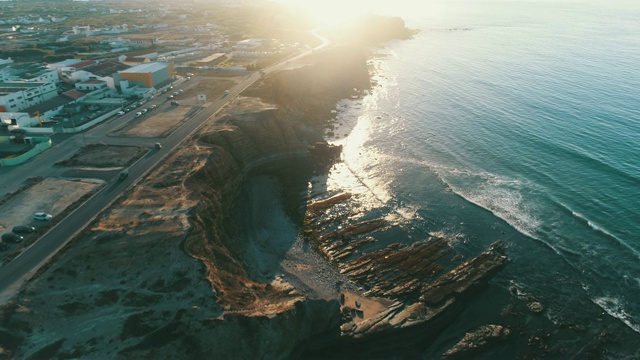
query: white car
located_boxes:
[34,212,53,221]
[134,112,142,118]
[117,110,125,116]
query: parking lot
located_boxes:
[0,178,102,259]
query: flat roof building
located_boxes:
[0,81,58,112]
[116,62,173,90]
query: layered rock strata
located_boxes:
[0,24,510,359]
[301,193,509,356]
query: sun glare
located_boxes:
[276,0,417,28]
[302,0,365,28]
[275,0,371,28]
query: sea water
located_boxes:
[324,0,640,356]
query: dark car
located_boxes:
[12,225,35,234]
[2,233,23,243]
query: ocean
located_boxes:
[321,0,640,357]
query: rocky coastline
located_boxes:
[0,18,511,359]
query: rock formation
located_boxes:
[0,20,509,359]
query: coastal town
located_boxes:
[0,0,305,163]
[0,0,309,256]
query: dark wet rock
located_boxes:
[527,301,544,314]
[451,254,464,262]
[330,241,509,351]
[441,324,510,359]
[420,241,509,306]
[340,237,453,300]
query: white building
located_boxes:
[75,79,106,91]
[0,112,31,129]
[47,59,86,71]
[0,63,59,83]
[236,38,262,49]
[0,81,58,112]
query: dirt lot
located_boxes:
[57,144,147,168]
[0,178,101,260]
[174,78,237,106]
[122,104,194,138]
[119,78,238,138]
[0,177,101,232]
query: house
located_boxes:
[118,47,158,65]
[120,57,151,66]
[75,79,107,92]
[74,79,114,100]
[236,38,262,49]
[72,25,92,35]
[47,59,91,71]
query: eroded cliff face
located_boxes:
[0,47,368,359]
[0,37,508,359]
[182,52,371,311]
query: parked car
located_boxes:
[186,73,194,76]
[12,225,35,234]
[134,112,143,118]
[167,95,174,100]
[186,77,191,81]
[2,233,23,243]
[170,101,180,106]
[34,212,53,221]
[178,89,184,93]
[155,142,162,149]
[117,110,125,116]
[141,109,148,114]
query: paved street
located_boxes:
[0,33,329,302]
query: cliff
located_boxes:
[0,22,507,360]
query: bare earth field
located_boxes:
[0,178,102,235]
[120,78,237,138]
[122,104,194,138]
[0,178,102,263]
[57,145,147,168]
[174,78,237,106]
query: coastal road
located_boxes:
[0,31,331,302]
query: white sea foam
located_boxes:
[558,201,640,260]
[593,296,640,334]
[435,166,541,239]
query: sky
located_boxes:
[270,0,416,26]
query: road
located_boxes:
[0,32,330,302]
